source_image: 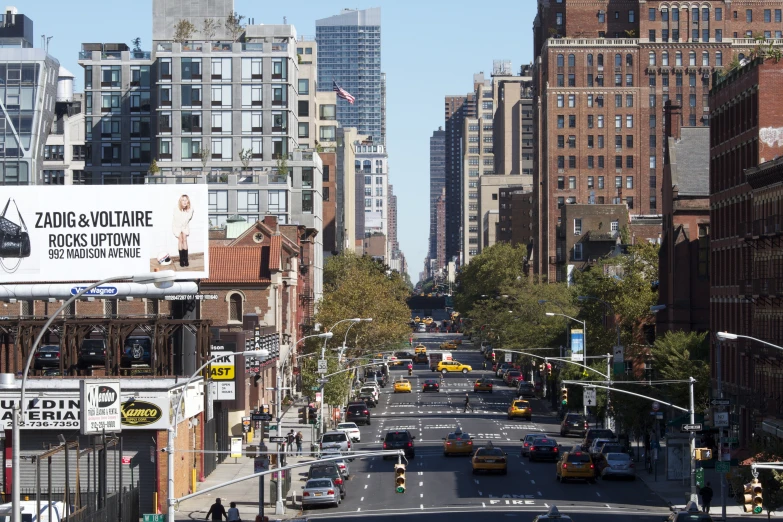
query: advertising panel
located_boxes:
[209,341,236,400]
[570,329,584,362]
[0,185,208,282]
[80,380,122,435]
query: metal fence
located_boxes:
[10,486,139,522]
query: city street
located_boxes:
[296,334,673,520]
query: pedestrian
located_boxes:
[699,482,714,513]
[295,431,303,456]
[286,430,295,455]
[227,502,240,522]
[483,360,487,370]
[206,498,227,521]
[464,393,473,413]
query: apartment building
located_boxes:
[435,187,446,269]
[429,127,446,264]
[0,8,59,185]
[388,183,400,261]
[709,57,783,447]
[356,140,389,249]
[444,94,475,263]
[42,85,85,185]
[532,0,783,282]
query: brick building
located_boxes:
[657,102,710,335]
[532,0,783,282]
[710,57,783,446]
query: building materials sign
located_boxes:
[0,185,208,282]
[80,380,122,435]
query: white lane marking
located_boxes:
[530,479,536,484]
[544,503,549,508]
[419,481,423,487]
[482,502,486,508]
[420,504,424,510]
[367,474,371,479]
[360,497,364,501]
[418,471,423,476]
[605,504,611,509]
[357,508,361,512]
[474,479,480,484]
[537,491,542,497]
[420,493,424,498]
[596,492,601,497]
[525,470,530,475]
[478,491,483,496]
[364,485,368,489]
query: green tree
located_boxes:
[650,331,710,412]
[299,354,351,406]
[454,243,529,315]
[173,19,196,43]
[225,11,245,41]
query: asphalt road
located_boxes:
[297,334,671,521]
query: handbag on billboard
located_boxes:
[0,198,31,273]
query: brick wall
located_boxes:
[156,413,204,512]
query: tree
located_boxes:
[198,148,211,171]
[238,148,253,171]
[225,11,245,42]
[148,158,160,176]
[275,155,289,179]
[650,331,710,412]
[454,242,529,315]
[131,37,142,53]
[298,354,351,406]
[173,19,196,44]
[202,18,218,41]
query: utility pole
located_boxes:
[275,370,285,515]
[689,376,699,504]
[606,353,612,431]
[717,338,726,521]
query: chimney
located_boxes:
[664,100,683,140]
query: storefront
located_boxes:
[0,376,204,514]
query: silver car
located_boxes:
[600,452,636,480]
[321,448,350,478]
[302,478,341,509]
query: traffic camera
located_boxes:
[561,387,568,406]
[394,463,406,493]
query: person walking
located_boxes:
[483,360,487,370]
[464,393,473,413]
[206,498,227,521]
[295,431,303,456]
[226,502,240,522]
[286,430,296,455]
[699,482,714,513]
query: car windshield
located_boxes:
[306,479,332,488]
[385,432,410,442]
[322,434,346,443]
[396,380,409,385]
[567,453,592,463]
[566,415,585,422]
[588,430,614,439]
[593,439,613,448]
[447,432,470,440]
[513,401,529,408]
[602,445,624,453]
[607,453,631,461]
[38,346,59,352]
[476,448,504,457]
[338,423,358,430]
[424,380,437,384]
[519,383,533,388]
[507,371,521,376]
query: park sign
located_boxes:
[0,185,208,282]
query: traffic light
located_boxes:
[298,407,309,425]
[561,387,568,406]
[546,363,552,376]
[394,463,406,493]
[491,352,496,361]
[409,337,413,346]
[752,479,763,514]
[694,448,712,461]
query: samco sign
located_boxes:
[0,185,208,282]
[120,400,163,427]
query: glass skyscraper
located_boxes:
[316,8,382,144]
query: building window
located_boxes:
[626,196,634,209]
[587,176,594,188]
[746,9,752,22]
[611,220,619,232]
[649,52,656,66]
[569,176,576,189]
[649,196,657,211]
[573,243,583,261]
[698,224,709,276]
[649,7,656,21]
[229,293,243,322]
[574,218,582,235]
[598,176,604,188]
[626,176,633,188]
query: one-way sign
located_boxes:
[682,423,703,432]
[711,399,730,406]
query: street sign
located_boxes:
[242,416,251,433]
[652,401,660,412]
[711,399,731,406]
[252,413,273,422]
[318,359,328,374]
[143,515,166,522]
[714,412,730,427]
[583,388,597,406]
[505,352,512,363]
[230,437,243,458]
[269,436,286,443]
[682,423,703,432]
[716,461,731,473]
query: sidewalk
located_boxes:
[174,400,318,521]
[633,453,775,518]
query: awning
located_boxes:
[762,417,783,439]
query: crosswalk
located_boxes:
[379,409,507,416]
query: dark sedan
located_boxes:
[345,404,371,426]
[421,379,440,392]
[34,345,61,370]
[528,437,560,462]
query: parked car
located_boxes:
[581,429,616,451]
[356,391,377,408]
[301,478,341,509]
[336,422,362,442]
[320,431,352,454]
[307,462,346,499]
[34,345,60,370]
[120,336,152,367]
[344,404,371,426]
[560,413,589,438]
[78,338,107,368]
[320,448,350,478]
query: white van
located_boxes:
[0,501,68,522]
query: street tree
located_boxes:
[650,331,710,413]
[454,242,529,315]
[299,354,350,406]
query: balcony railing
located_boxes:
[206,173,228,184]
[242,43,264,52]
[211,42,233,52]
[156,43,173,52]
[270,43,288,52]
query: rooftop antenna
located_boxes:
[283,16,287,24]
[40,35,53,52]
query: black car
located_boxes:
[582,428,616,451]
[394,351,413,362]
[345,404,371,426]
[560,413,589,437]
[357,391,377,408]
[383,430,415,459]
[528,437,560,462]
[79,338,107,368]
[517,382,536,398]
[34,345,61,369]
[121,336,152,367]
[307,462,346,499]
[421,379,440,392]
[413,353,428,364]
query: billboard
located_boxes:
[80,380,122,435]
[570,329,584,362]
[209,341,236,401]
[0,185,208,282]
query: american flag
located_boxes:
[333,81,355,104]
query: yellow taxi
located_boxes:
[473,378,493,393]
[414,316,421,323]
[436,360,472,374]
[507,400,533,421]
[442,429,474,456]
[471,442,508,474]
[393,379,412,393]
[424,317,433,325]
[440,341,457,350]
[414,344,427,354]
[556,451,596,483]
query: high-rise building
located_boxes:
[316,8,383,142]
[356,140,389,248]
[435,187,446,269]
[0,8,59,185]
[387,182,399,258]
[429,127,446,261]
[531,0,781,282]
[444,94,475,263]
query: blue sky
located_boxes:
[28,0,538,280]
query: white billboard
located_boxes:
[80,380,122,435]
[0,185,208,282]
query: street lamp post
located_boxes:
[339,318,373,362]
[545,312,594,418]
[167,348,270,522]
[12,271,176,522]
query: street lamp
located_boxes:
[545,312,587,356]
[168,348,270,522]
[339,318,372,362]
[11,270,176,522]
